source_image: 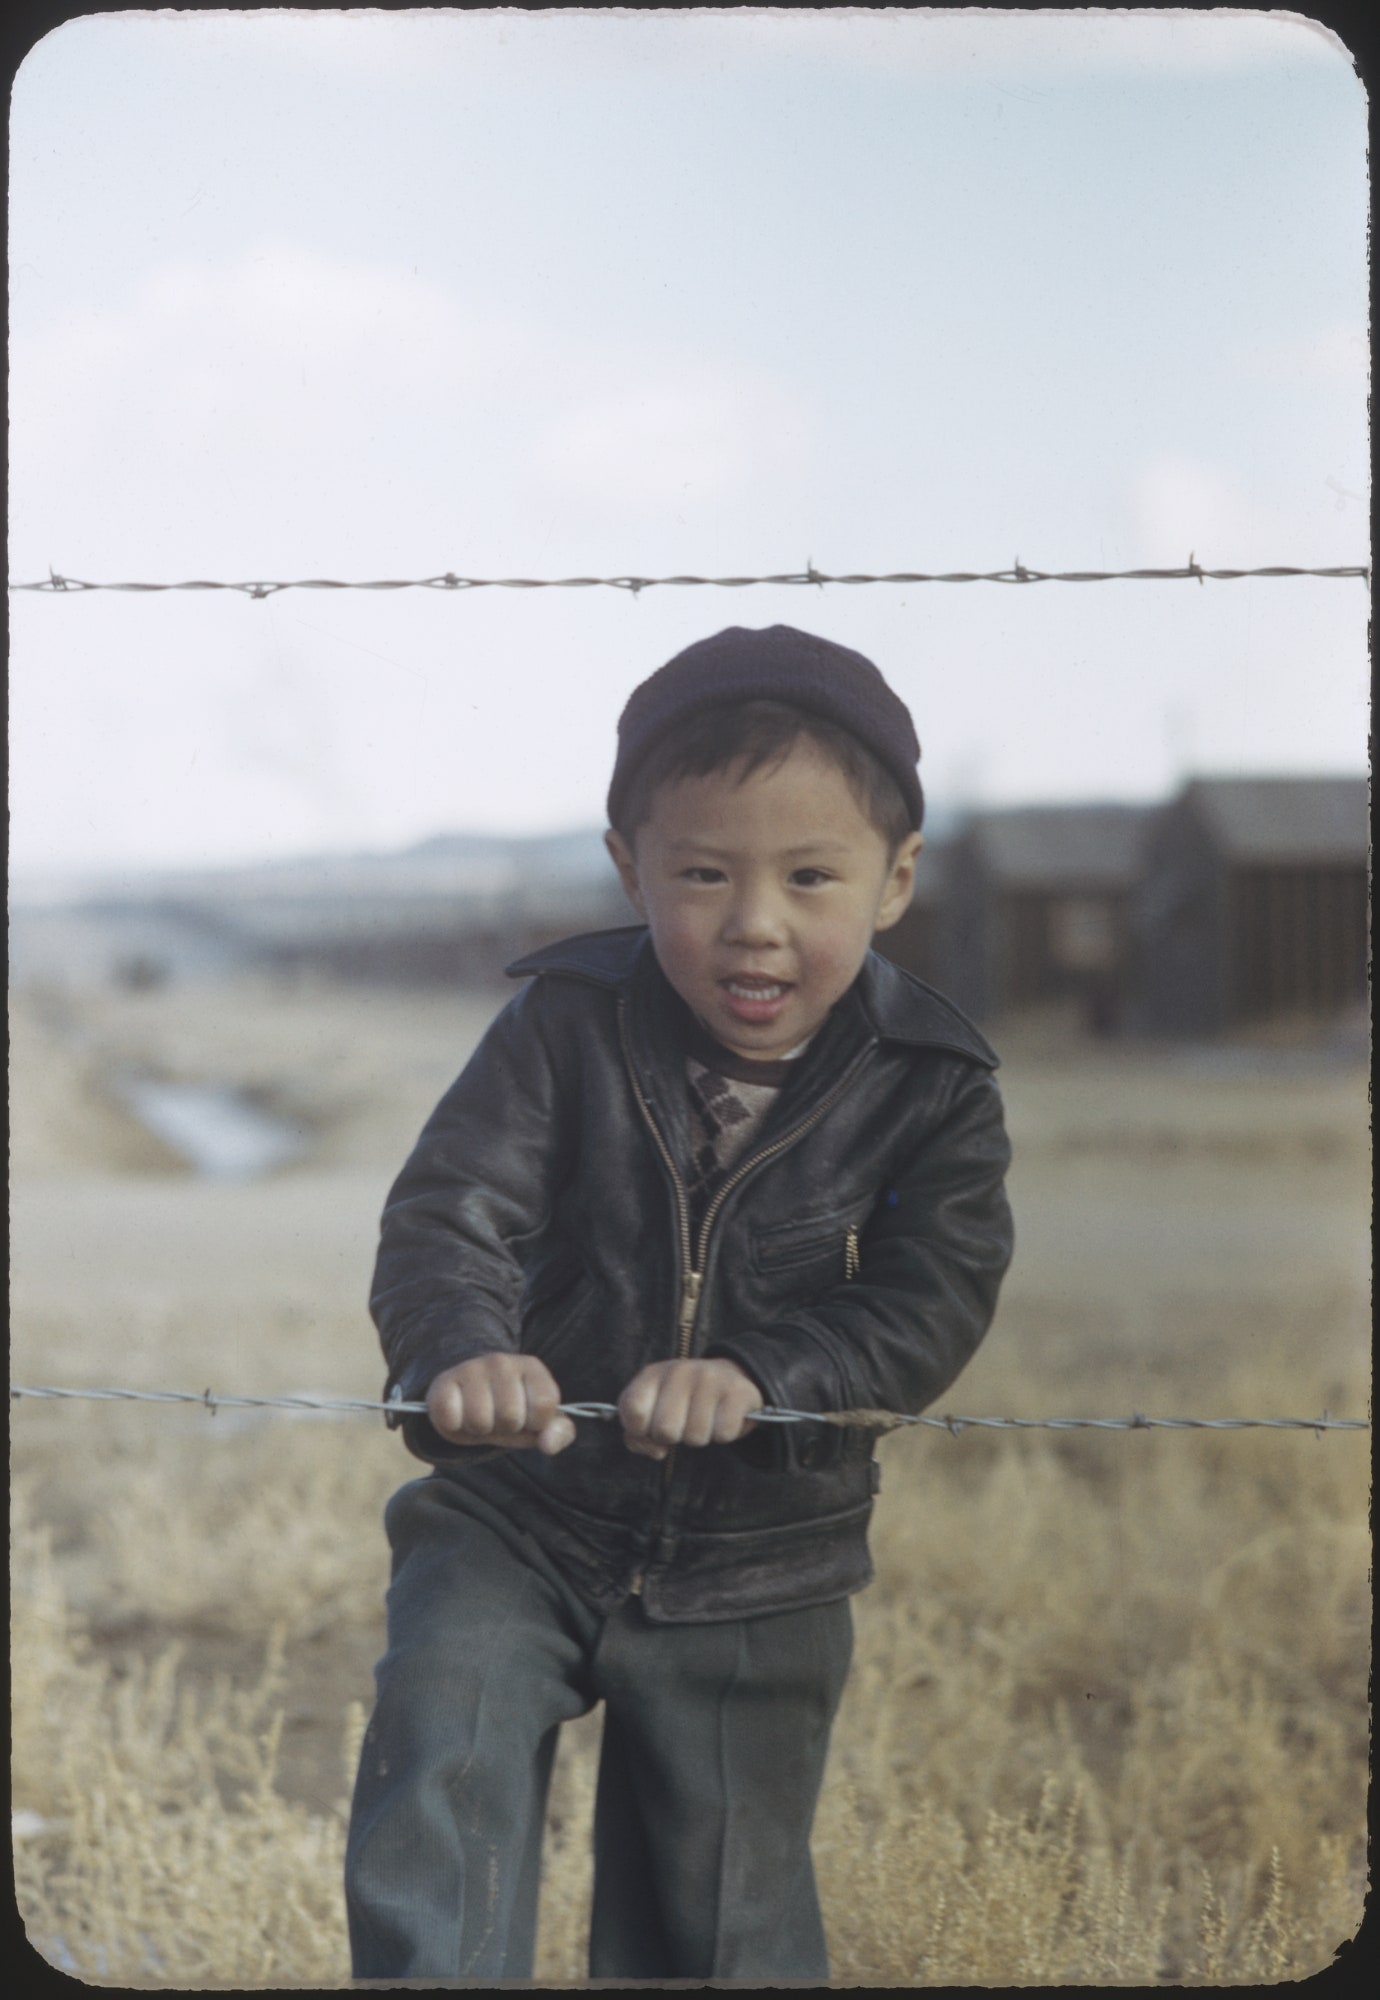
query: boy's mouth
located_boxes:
[721,975,792,1021]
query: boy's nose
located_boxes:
[723,886,788,948]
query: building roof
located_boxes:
[1183,775,1370,863]
[962,803,1154,890]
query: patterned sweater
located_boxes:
[682,1015,812,1237]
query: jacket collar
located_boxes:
[506,925,999,1069]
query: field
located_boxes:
[10,971,1371,1985]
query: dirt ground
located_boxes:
[9,973,1372,1822]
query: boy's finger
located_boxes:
[711,1382,763,1442]
[489,1372,531,1436]
[624,1431,670,1460]
[428,1378,465,1437]
[679,1379,720,1448]
[617,1371,671,1454]
[519,1354,560,1400]
[520,1373,560,1432]
[535,1412,577,1455]
[644,1374,695,1447]
[460,1376,497,1436]
[617,1373,660,1436]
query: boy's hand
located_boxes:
[426,1354,576,1456]
[618,1358,764,1460]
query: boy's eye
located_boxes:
[790,868,834,887]
[681,866,726,884]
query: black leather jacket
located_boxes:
[372,927,1013,1622]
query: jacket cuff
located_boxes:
[704,1339,855,1473]
[382,1351,504,1467]
[707,1324,856,1422]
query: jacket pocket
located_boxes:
[751,1205,865,1286]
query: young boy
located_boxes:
[345,623,1013,1981]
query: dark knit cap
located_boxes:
[607,624,923,831]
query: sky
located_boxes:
[7,8,1370,886]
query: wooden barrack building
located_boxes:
[1131,775,1369,1035]
[936,803,1154,1027]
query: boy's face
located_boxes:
[605,740,922,1060]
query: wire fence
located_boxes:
[9,1383,1369,1438]
[9,556,1372,600]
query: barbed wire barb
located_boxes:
[7,1383,1370,1436]
[9,556,1370,599]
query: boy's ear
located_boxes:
[604,828,648,919]
[873,833,924,934]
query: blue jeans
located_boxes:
[345,1472,854,1980]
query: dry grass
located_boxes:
[10,978,1370,1984]
[525,1335,1369,1986]
[12,1486,357,1987]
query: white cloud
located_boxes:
[1307,326,1372,381]
[8,245,546,568]
[10,240,817,567]
[1241,323,1370,385]
[13,242,521,439]
[1130,454,1274,564]
[13,246,494,418]
[532,369,812,509]
[10,243,816,568]
[1128,435,1369,571]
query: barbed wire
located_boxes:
[8,556,1371,601]
[8,1383,1368,1438]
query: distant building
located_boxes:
[8,832,630,995]
[189,828,630,987]
[7,897,252,992]
[17,787,1367,1034]
[250,894,629,988]
[1132,775,1369,1035]
[938,803,1155,1027]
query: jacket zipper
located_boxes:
[617,996,875,1592]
